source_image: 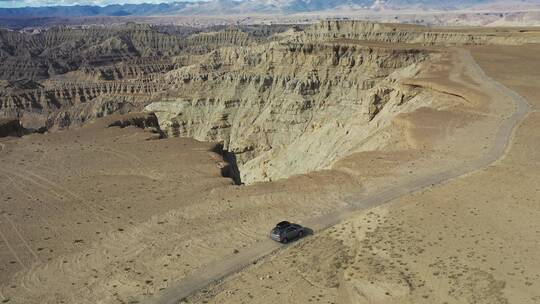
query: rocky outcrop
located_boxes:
[146,41,428,183]
[81,57,179,81]
[108,112,165,138]
[186,30,252,48]
[0,80,160,129]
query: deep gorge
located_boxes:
[3,21,531,183]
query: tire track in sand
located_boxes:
[0,172,59,270]
[99,147,146,174]
[0,167,114,225]
[3,214,39,261]
[0,221,27,271]
[0,170,70,256]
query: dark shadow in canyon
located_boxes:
[107,112,165,139]
[0,118,46,138]
[211,143,243,185]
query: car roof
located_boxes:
[276,221,291,228]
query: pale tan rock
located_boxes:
[146,40,430,184]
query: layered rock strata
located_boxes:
[146,42,429,183]
[298,21,540,45]
[2,21,539,182]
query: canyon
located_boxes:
[3,21,539,183]
[1,20,539,304]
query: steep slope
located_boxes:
[147,41,428,183]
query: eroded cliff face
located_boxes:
[0,80,162,129]
[146,42,428,183]
[0,25,296,129]
[299,21,540,46]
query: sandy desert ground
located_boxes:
[185,44,540,304]
[0,23,539,304]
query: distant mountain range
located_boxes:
[0,0,534,18]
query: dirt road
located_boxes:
[143,48,531,304]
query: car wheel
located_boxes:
[282,238,288,244]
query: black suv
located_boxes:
[270,221,304,243]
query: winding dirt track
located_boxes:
[144,48,531,304]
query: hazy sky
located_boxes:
[0,0,204,8]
